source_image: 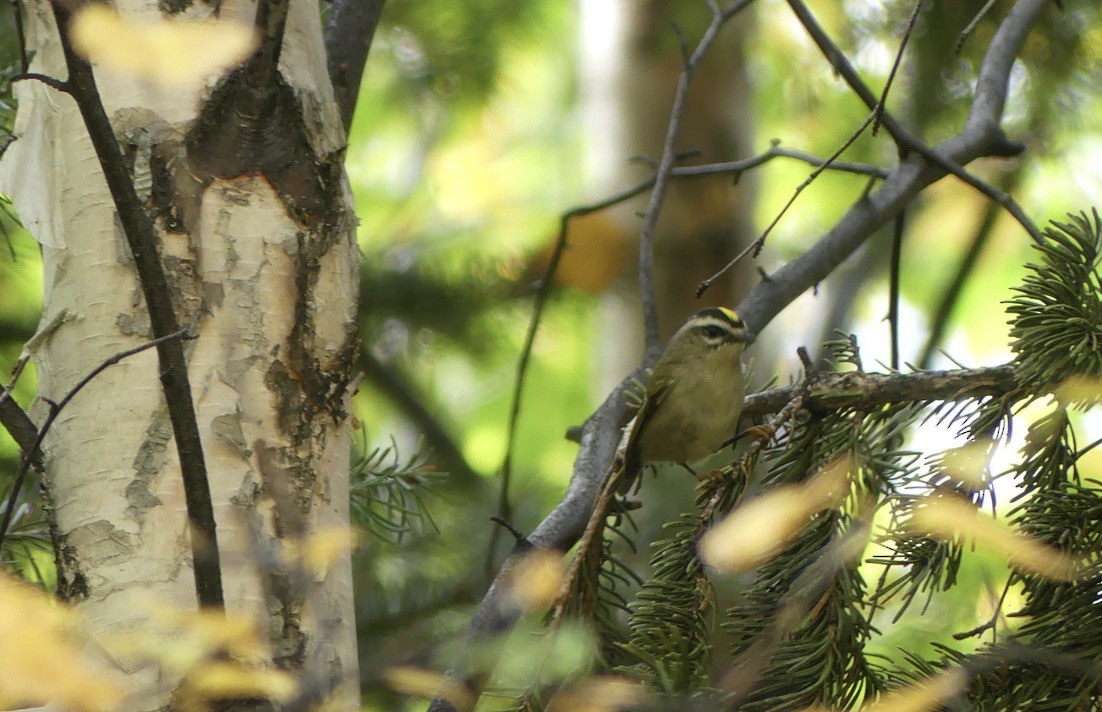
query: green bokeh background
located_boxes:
[0,1,1100,708]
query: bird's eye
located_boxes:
[702,325,725,340]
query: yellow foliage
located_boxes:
[0,572,125,711]
[908,497,1081,581]
[70,5,256,86]
[699,455,853,573]
[382,666,475,712]
[506,549,567,612]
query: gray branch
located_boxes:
[737,0,1049,334]
[324,0,388,132]
[742,364,1018,415]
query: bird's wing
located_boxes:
[617,376,670,494]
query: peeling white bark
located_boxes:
[0,0,360,707]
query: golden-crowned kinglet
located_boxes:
[618,307,753,493]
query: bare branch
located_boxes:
[636,0,758,355]
[0,330,189,552]
[324,0,388,131]
[0,357,40,471]
[784,0,1043,243]
[739,0,1050,335]
[11,72,71,94]
[741,364,1017,416]
[52,4,224,609]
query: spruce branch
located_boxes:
[742,365,1019,416]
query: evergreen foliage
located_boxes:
[539,212,1102,710]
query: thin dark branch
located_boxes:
[699,3,924,300]
[0,355,27,408]
[324,0,388,132]
[698,111,879,297]
[11,72,71,94]
[430,367,645,712]
[0,330,189,552]
[635,0,757,353]
[918,170,1021,369]
[742,364,1018,416]
[737,0,1050,335]
[359,349,481,487]
[252,0,291,88]
[53,4,224,609]
[957,0,1000,55]
[1073,435,1102,463]
[11,0,27,73]
[872,0,925,137]
[888,212,904,371]
[0,357,40,472]
[784,0,1043,243]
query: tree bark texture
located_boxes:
[0,0,360,705]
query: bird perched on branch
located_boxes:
[617,306,752,494]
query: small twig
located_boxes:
[887,212,905,370]
[635,0,757,353]
[0,355,28,407]
[11,0,27,73]
[918,169,1022,368]
[489,516,531,548]
[11,72,71,94]
[784,0,1043,244]
[698,110,880,298]
[796,346,815,374]
[957,0,1000,56]
[1073,435,1102,463]
[872,0,926,137]
[736,0,1050,335]
[953,577,1012,641]
[0,330,189,552]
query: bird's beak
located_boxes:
[735,330,756,344]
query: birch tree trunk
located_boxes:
[0,0,360,706]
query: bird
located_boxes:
[617,306,753,493]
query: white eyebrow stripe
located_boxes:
[692,316,740,333]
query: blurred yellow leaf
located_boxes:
[507,549,567,611]
[186,661,297,702]
[909,497,1081,581]
[547,676,646,711]
[70,5,257,86]
[0,572,125,711]
[105,599,267,671]
[382,666,474,712]
[940,439,995,489]
[291,527,361,576]
[860,669,967,712]
[700,455,852,573]
[1054,374,1102,408]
